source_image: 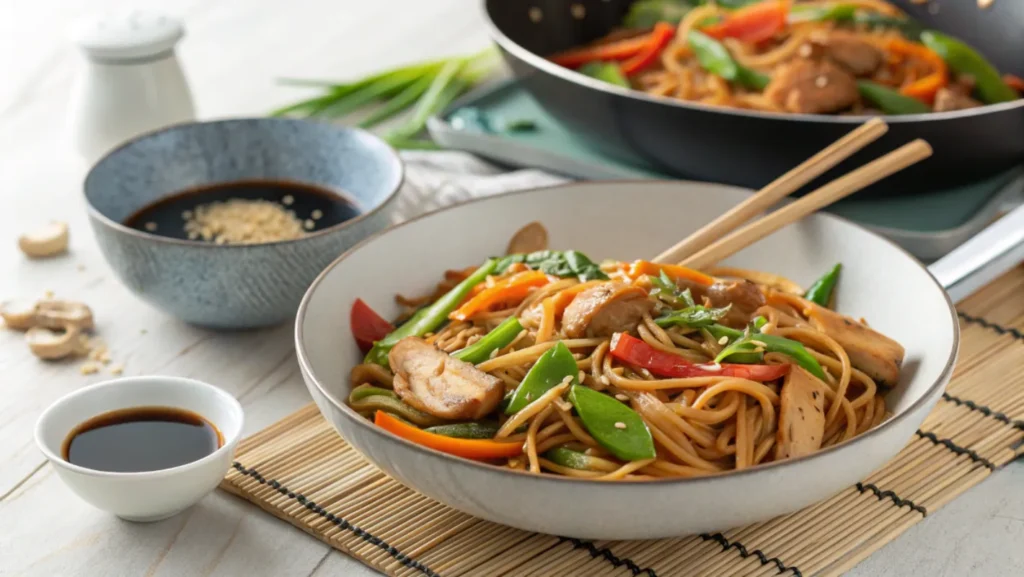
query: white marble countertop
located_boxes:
[1,1,1021,575]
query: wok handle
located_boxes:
[927,203,1024,303]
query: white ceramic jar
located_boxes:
[68,11,196,165]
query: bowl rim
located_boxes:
[295,179,959,487]
[34,375,245,479]
[479,0,1024,125]
[82,116,405,249]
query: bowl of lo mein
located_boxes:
[295,180,958,539]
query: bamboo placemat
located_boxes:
[221,267,1024,577]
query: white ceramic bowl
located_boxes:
[35,376,244,522]
[295,181,958,540]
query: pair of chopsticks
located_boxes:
[652,118,932,269]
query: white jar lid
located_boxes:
[72,11,184,61]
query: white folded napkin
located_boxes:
[390,151,571,223]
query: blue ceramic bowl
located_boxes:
[84,118,403,329]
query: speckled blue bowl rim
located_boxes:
[82,117,405,250]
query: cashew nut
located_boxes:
[34,299,94,331]
[26,326,82,360]
[0,299,38,330]
[506,221,549,255]
[18,222,69,259]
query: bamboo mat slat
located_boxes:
[221,266,1024,577]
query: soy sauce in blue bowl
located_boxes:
[123,180,361,243]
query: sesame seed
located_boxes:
[79,362,100,375]
[528,6,543,22]
[183,198,308,244]
[489,348,499,359]
[599,375,610,386]
[525,392,532,401]
[798,43,813,58]
[615,394,629,402]
[640,368,653,378]
[109,363,124,375]
[718,336,729,345]
[282,195,295,206]
[815,75,829,88]
[144,222,157,232]
[311,209,323,220]
[561,375,574,386]
[614,422,627,429]
[700,363,722,372]
[578,370,586,382]
[304,219,315,230]
[571,3,586,18]
[751,340,768,348]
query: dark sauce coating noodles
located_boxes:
[349,249,900,481]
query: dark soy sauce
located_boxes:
[62,407,223,473]
[123,180,362,241]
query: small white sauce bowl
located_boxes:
[34,376,244,522]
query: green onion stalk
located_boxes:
[270,47,501,150]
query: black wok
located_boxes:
[483,0,1024,195]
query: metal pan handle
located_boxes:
[927,203,1024,303]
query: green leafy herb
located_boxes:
[497,250,609,282]
[715,331,826,380]
[650,271,696,307]
[655,303,731,329]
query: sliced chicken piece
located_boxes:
[933,87,982,112]
[562,282,654,338]
[813,31,883,76]
[804,303,905,387]
[388,337,504,420]
[706,280,766,327]
[776,367,827,460]
[765,59,859,114]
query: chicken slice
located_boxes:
[705,280,766,327]
[562,282,654,338]
[388,337,504,420]
[776,366,827,460]
[814,30,883,76]
[764,59,859,114]
[804,303,905,387]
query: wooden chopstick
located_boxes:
[651,117,889,265]
[679,138,933,271]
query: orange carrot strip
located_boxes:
[626,261,715,287]
[450,270,550,321]
[375,412,523,460]
[888,38,948,104]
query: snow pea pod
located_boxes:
[365,258,498,365]
[452,316,523,365]
[804,263,841,308]
[687,30,770,91]
[569,385,656,461]
[506,341,578,414]
[544,447,594,471]
[857,81,930,114]
[424,421,501,440]
[920,31,1018,104]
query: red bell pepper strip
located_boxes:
[609,332,790,381]
[351,298,395,354]
[621,22,677,76]
[702,1,790,45]
[1004,74,1024,94]
[551,25,672,69]
[374,411,524,460]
